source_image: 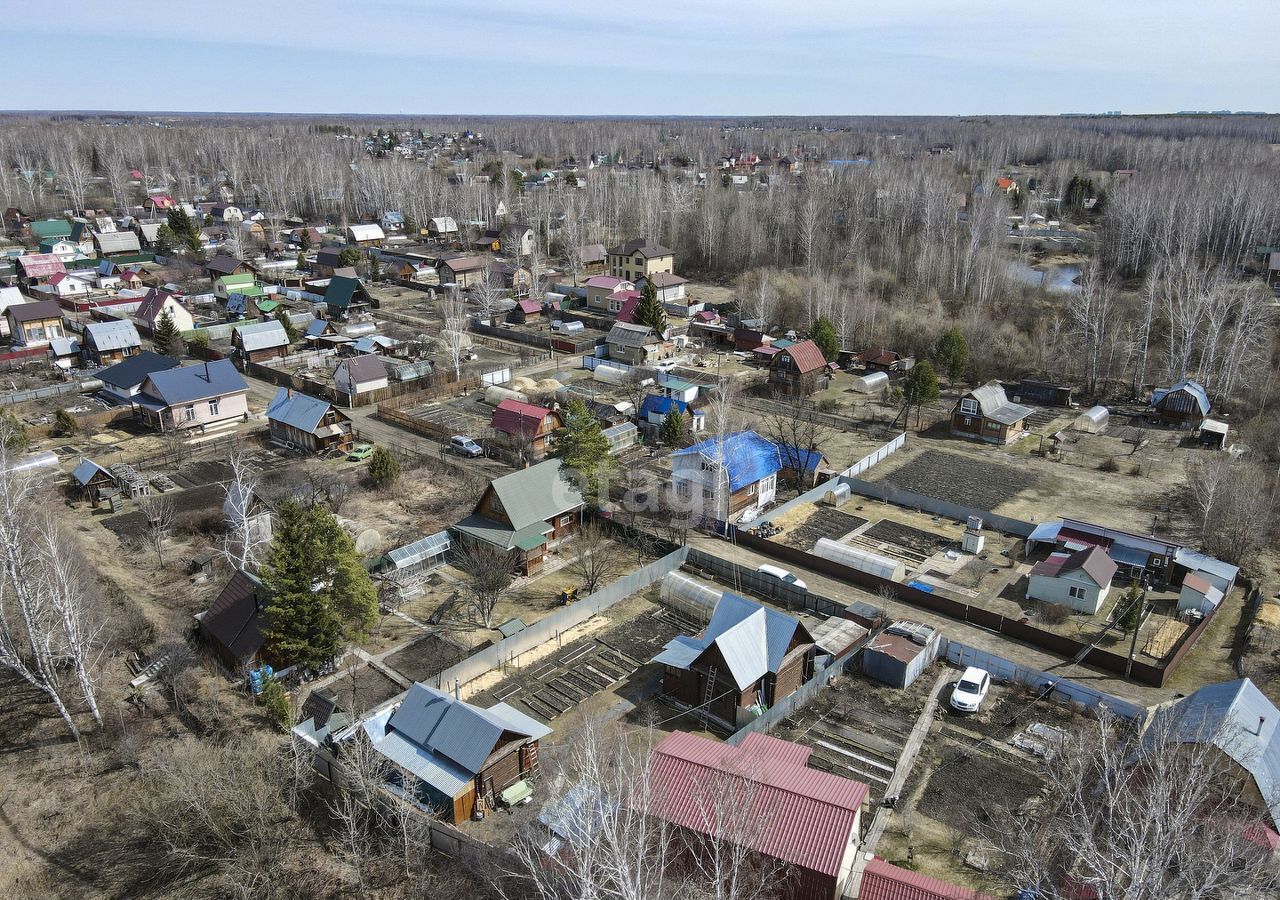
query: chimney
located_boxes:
[454,678,461,700]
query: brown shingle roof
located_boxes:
[777,338,827,374]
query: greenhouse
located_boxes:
[812,537,906,582]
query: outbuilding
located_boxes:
[862,621,941,688]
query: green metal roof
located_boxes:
[454,515,548,552]
[220,272,256,286]
[490,459,585,530]
[30,219,72,240]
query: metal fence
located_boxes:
[942,640,1146,721]
[430,546,690,694]
[684,547,847,618]
[0,379,83,407]
[740,431,906,530]
[726,642,867,746]
[842,476,1036,538]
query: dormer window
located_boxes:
[960,398,978,415]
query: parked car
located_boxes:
[949,666,991,713]
[450,434,484,457]
[756,563,806,591]
[347,443,375,461]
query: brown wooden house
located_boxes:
[365,683,551,822]
[453,459,585,575]
[1149,379,1210,426]
[197,570,270,671]
[653,593,816,729]
[70,458,116,507]
[490,398,563,456]
[265,388,354,453]
[767,338,829,396]
[951,382,1033,444]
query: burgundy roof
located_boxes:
[1056,527,1113,551]
[1031,545,1116,586]
[616,295,640,323]
[340,354,387,384]
[646,731,868,877]
[492,398,553,436]
[517,299,541,314]
[134,289,174,323]
[585,275,628,290]
[7,299,63,323]
[859,857,994,900]
[780,339,828,374]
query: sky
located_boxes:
[2,0,1275,116]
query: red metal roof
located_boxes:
[517,299,541,314]
[859,857,994,900]
[17,253,67,279]
[780,339,827,374]
[646,731,868,877]
[1056,527,1113,551]
[492,398,552,436]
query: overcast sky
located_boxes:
[5,0,1275,115]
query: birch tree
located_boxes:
[440,289,469,380]
[222,449,267,572]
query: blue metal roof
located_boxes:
[96,350,179,390]
[651,593,804,691]
[672,431,783,493]
[266,387,332,434]
[305,318,331,337]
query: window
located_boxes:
[676,480,692,500]
[1068,585,1087,600]
[986,421,1000,431]
[183,405,196,422]
[208,398,220,416]
[559,515,573,527]
[959,398,978,415]
[490,495,504,514]
[761,474,776,494]
[747,482,757,496]
[634,255,643,265]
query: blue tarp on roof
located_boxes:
[672,431,783,493]
[640,394,686,419]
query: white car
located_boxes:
[756,564,807,591]
[949,666,991,713]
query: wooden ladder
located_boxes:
[700,665,718,726]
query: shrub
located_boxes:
[368,445,401,488]
[1098,457,1120,472]
[1040,602,1071,625]
[259,678,292,732]
[53,407,78,437]
[818,398,839,413]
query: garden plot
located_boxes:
[466,604,698,724]
[777,506,869,550]
[399,395,492,438]
[870,449,1038,511]
[859,519,954,561]
[385,633,475,685]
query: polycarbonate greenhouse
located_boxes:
[812,537,906,582]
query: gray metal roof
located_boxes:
[1174,548,1240,586]
[607,321,657,348]
[234,319,289,352]
[141,359,247,406]
[651,593,807,691]
[71,458,111,486]
[1145,678,1280,826]
[966,382,1034,425]
[93,230,141,254]
[84,319,141,352]
[385,683,545,776]
[266,387,332,433]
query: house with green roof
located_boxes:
[323,274,370,320]
[214,272,265,301]
[452,459,586,575]
[29,218,72,242]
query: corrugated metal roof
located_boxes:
[234,319,289,352]
[488,458,584,530]
[492,398,554,437]
[94,230,141,254]
[72,458,111,486]
[84,319,140,352]
[16,255,67,279]
[646,730,867,877]
[97,350,179,390]
[267,387,332,433]
[1144,678,1280,827]
[607,321,657,348]
[777,338,827,374]
[859,857,993,900]
[338,355,387,385]
[142,359,247,406]
[1151,379,1210,415]
[1174,548,1239,585]
[201,571,267,664]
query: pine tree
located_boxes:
[299,229,313,252]
[555,399,615,505]
[275,308,298,344]
[632,278,667,335]
[810,315,840,361]
[338,246,362,268]
[934,327,970,382]
[261,501,378,669]
[153,308,182,357]
[661,408,686,446]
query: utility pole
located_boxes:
[1125,578,1148,678]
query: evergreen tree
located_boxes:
[275,308,298,344]
[259,677,292,732]
[934,327,970,382]
[903,360,940,430]
[1119,582,1144,633]
[661,408,686,447]
[261,501,378,669]
[632,278,667,335]
[338,246,362,268]
[555,399,615,505]
[810,315,840,361]
[153,309,183,357]
[154,223,177,255]
[299,229,313,252]
[368,446,401,488]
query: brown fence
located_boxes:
[377,375,483,411]
[734,530,1178,687]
